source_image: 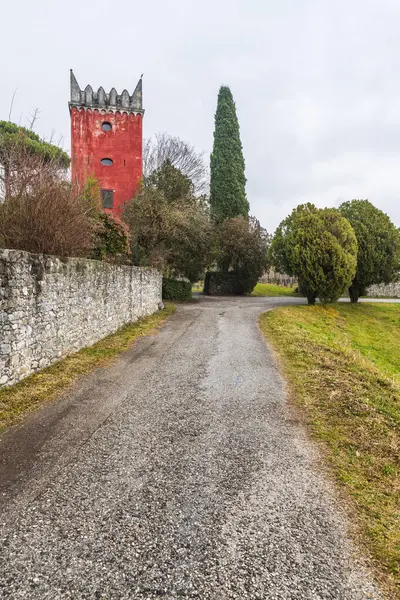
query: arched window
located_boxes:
[102,122,112,131]
[100,158,113,166]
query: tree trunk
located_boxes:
[307,293,316,305]
[349,285,359,303]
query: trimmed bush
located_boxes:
[339,199,400,302]
[204,271,256,295]
[162,278,192,301]
[270,203,358,304]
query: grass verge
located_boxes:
[0,303,176,433]
[251,283,298,297]
[260,303,400,597]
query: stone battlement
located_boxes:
[69,70,143,115]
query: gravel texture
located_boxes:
[0,296,383,599]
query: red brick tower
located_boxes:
[69,70,144,217]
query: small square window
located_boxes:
[101,189,114,209]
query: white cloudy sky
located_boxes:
[1,0,400,232]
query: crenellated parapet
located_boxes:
[69,70,144,115]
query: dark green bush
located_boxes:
[339,199,400,302]
[270,203,358,304]
[92,213,130,262]
[204,271,256,295]
[208,216,268,295]
[162,278,192,301]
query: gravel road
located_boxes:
[0,296,383,599]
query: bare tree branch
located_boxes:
[27,107,40,130]
[48,128,56,145]
[143,133,209,195]
[0,142,97,256]
[8,89,18,122]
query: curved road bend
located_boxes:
[0,296,383,599]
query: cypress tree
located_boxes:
[210,86,249,222]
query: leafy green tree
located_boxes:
[92,213,129,262]
[338,199,400,302]
[270,203,358,304]
[0,121,70,200]
[146,159,193,203]
[124,187,170,268]
[166,201,213,281]
[0,121,70,168]
[129,157,213,280]
[210,86,248,222]
[124,186,213,281]
[215,216,268,294]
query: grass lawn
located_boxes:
[251,283,298,297]
[260,303,400,596]
[191,282,297,296]
[192,282,204,293]
[0,303,176,433]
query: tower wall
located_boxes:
[69,71,144,218]
[71,108,143,216]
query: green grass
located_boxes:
[260,303,400,597]
[0,304,176,432]
[191,281,297,296]
[251,283,298,297]
[192,282,204,293]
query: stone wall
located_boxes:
[260,269,297,287]
[366,282,400,298]
[0,249,162,387]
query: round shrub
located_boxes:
[270,203,358,304]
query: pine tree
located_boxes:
[210,86,248,222]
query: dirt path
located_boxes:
[0,297,382,599]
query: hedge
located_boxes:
[204,271,257,295]
[162,278,192,301]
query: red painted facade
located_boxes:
[70,108,143,217]
[69,71,144,218]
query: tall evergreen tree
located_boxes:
[210,86,249,222]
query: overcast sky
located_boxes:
[1,0,400,232]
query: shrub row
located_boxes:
[162,278,192,301]
[204,271,256,295]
